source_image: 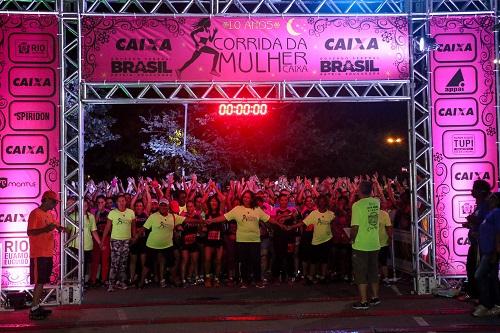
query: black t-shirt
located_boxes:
[95,209,109,235]
[274,208,296,239]
[135,212,149,239]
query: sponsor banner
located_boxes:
[1,134,49,165]
[0,14,60,289]
[9,101,56,131]
[0,202,38,233]
[82,16,409,82]
[430,16,498,276]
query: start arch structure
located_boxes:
[0,0,498,305]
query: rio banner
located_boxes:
[0,14,61,289]
[430,15,498,276]
[82,16,409,82]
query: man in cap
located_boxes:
[27,190,65,320]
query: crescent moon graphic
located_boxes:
[286,18,301,37]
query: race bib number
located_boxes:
[208,230,221,241]
[184,234,196,245]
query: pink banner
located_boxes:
[430,16,498,276]
[0,15,61,289]
[82,16,409,82]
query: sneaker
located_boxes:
[382,278,392,286]
[107,284,115,292]
[116,282,128,290]
[487,305,500,316]
[160,279,167,288]
[255,282,266,289]
[240,283,248,289]
[472,304,490,317]
[352,301,370,310]
[369,297,381,306]
[29,307,47,320]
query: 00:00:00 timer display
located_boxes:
[218,103,268,116]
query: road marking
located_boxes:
[391,284,403,296]
[413,316,429,326]
[117,309,129,331]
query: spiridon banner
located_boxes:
[0,14,61,289]
[82,16,409,82]
[430,15,498,277]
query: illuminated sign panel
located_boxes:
[430,15,498,277]
[0,14,61,289]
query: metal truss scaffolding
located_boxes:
[407,13,436,294]
[83,81,410,104]
[0,0,497,304]
[60,1,84,304]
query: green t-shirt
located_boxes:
[378,210,392,247]
[303,209,335,245]
[224,206,270,242]
[108,208,135,241]
[69,212,97,251]
[351,197,380,251]
[144,212,185,249]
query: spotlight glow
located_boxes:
[218,104,268,116]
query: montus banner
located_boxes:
[430,15,498,277]
[0,14,61,289]
[82,15,409,82]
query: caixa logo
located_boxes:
[434,98,478,127]
[0,202,38,233]
[1,135,49,165]
[453,227,470,256]
[433,34,476,63]
[451,162,495,191]
[8,67,56,97]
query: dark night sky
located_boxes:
[85,101,409,180]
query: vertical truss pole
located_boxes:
[60,0,84,304]
[409,0,437,294]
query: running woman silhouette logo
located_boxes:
[176,18,220,79]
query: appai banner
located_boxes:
[82,16,409,82]
[0,15,61,289]
[430,15,498,276]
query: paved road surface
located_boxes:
[2,279,499,332]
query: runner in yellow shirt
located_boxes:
[288,195,335,284]
[206,190,283,288]
[102,195,136,292]
[136,198,201,288]
[68,198,102,285]
[350,181,381,310]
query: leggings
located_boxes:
[109,239,130,284]
[236,242,261,284]
[90,238,110,283]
